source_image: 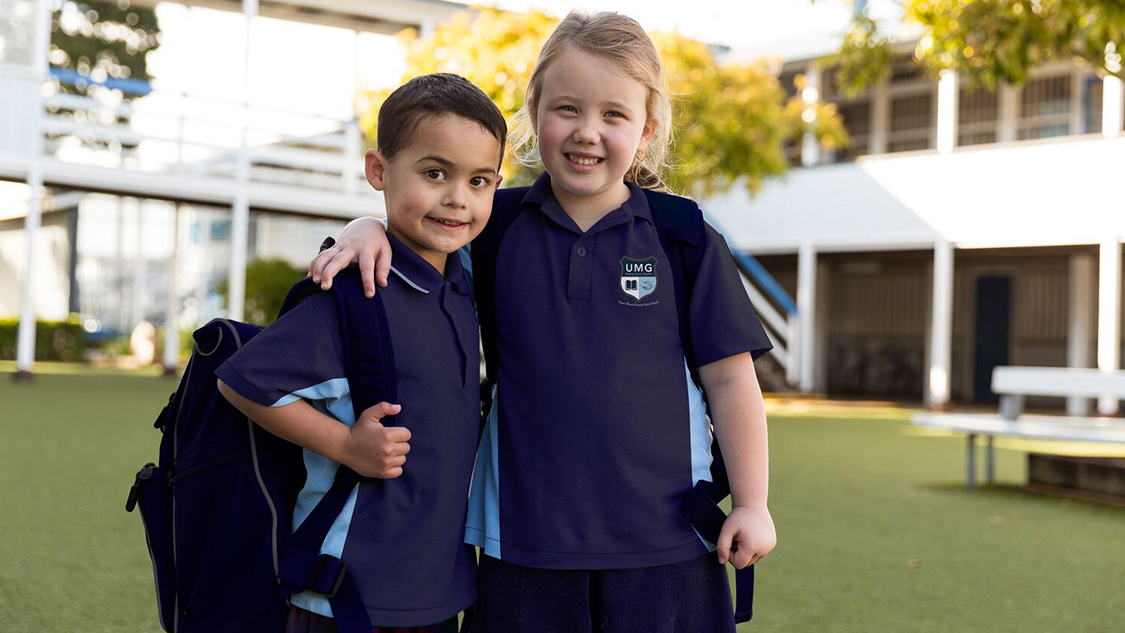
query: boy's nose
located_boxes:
[443,183,467,208]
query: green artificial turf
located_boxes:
[1,371,1122,632]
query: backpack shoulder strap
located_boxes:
[643,189,705,378]
[274,268,395,633]
[474,187,531,403]
[645,189,756,624]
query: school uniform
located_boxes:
[464,174,772,632]
[216,233,481,630]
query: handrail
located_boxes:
[703,213,798,316]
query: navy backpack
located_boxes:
[126,268,392,633]
[472,186,755,624]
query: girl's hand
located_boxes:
[716,504,776,569]
[308,217,392,298]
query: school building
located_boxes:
[703,46,1124,413]
[2,0,1122,414]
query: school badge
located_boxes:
[620,256,658,301]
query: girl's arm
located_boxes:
[698,352,777,569]
[217,379,410,479]
[308,217,392,298]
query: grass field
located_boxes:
[1,369,1123,632]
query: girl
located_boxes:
[310,11,776,633]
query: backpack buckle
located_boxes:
[308,554,348,599]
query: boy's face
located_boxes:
[365,114,503,268]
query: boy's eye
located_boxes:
[470,176,491,188]
[605,110,623,118]
[424,169,446,181]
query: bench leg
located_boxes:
[966,433,977,491]
[986,436,995,485]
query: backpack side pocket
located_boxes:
[128,463,175,633]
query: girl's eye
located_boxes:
[424,169,446,181]
[605,110,623,118]
[559,105,577,113]
[470,176,491,188]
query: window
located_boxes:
[1018,74,1071,139]
[1084,75,1103,134]
[888,93,933,152]
[834,100,871,161]
[957,87,999,146]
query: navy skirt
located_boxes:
[284,605,459,633]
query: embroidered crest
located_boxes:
[620,256,658,301]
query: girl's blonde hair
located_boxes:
[510,10,673,192]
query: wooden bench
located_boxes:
[911,367,1125,489]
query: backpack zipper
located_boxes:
[165,452,240,487]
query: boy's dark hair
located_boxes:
[377,73,507,169]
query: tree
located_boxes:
[357,8,846,197]
[827,0,1125,95]
[50,1,161,94]
[219,258,306,326]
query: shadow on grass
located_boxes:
[916,481,1125,512]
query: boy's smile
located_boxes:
[365,114,503,272]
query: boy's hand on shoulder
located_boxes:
[342,402,410,478]
[716,504,776,569]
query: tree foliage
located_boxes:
[357,8,846,197]
[828,0,1125,94]
[50,0,161,96]
[219,258,306,326]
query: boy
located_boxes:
[216,73,505,632]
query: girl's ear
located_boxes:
[365,149,389,190]
[637,118,657,153]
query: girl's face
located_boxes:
[533,47,656,213]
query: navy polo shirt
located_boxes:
[466,174,772,569]
[216,233,480,626]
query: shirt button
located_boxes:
[576,246,588,257]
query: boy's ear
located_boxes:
[365,149,389,190]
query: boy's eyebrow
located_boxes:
[416,155,498,175]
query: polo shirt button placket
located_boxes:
[567,238,595,300]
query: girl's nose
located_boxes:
[572,117,600,144]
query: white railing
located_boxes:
[33,76,368,194]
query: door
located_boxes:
[973,275,1011,402]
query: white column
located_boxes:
[928,238,955,410]
[131,199,145,326]
[1067,254,1095,415]
[797,241,817,392]
[1104,43,1124,138]
[344,119,361,195]
[800,66,822,167]
[870,87,889,155]
[936,69,959,153]
[16,169,45,377]
[228,0,257,321]
[814,260,832,393]
[163,205,182,375]
[997,82,1019,143]
[1097,237,1122,415]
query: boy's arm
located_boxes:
[699,353,777,569]
[308,217,391,298]
[217,379,410,479]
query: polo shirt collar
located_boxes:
[521,172,654,234]
[387,231,467,294]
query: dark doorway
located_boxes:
[973,275,1011,402]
